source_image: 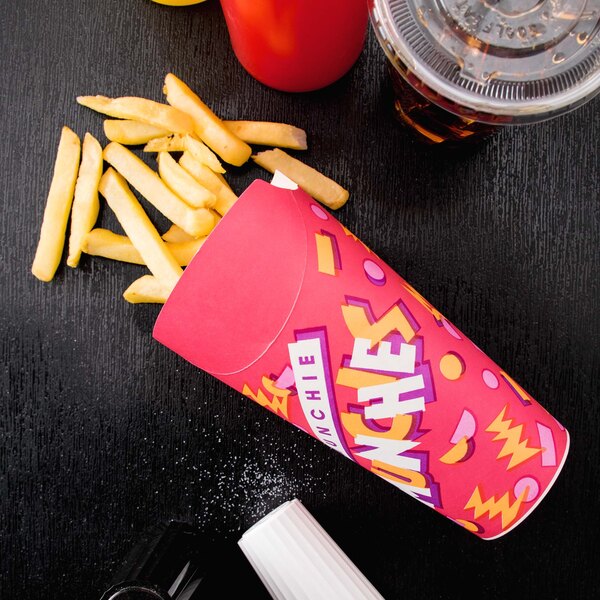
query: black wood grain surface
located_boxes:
[2,1,599,598]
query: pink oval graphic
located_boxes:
[363,259,386,286]
[310,203,329,220]
[482,369,499,390]
[514,476,540,503]
[442,318,462,340]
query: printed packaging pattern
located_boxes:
[154,181,569,539]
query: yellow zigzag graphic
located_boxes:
[242,376,290,419]
[486,405,542,470]
[465,485,528,530]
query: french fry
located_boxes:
[157,152,216,209]
[160,235,208,265]
[214,171,233,191]
[162,224,195,243]
[103,142,216,237]
[144,133,186,153]
[252,148,349,210]
[179,151,237,215]
[184,135,225,173]
[83,228,143,264]
[123,275,170,304]
[83,228,205,266]
[163,73,251,166]
[67,133,103,268]
[104,120,169,145]
[210,209,222,226]
[144,134,224,173]
[98,168,183,293]
[77,95,194,134]
[32,126,81,281]
[224,121,307,150]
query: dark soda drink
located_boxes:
[371,0,600,145]
[388,63,498,145]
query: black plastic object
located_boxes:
[99,521,268,600]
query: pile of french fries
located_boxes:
[32,73,349,303]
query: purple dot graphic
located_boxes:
[311,204,329,220]
[514,476,540,502]
[363,259,386,286]
[482,369,499,389]
[442,318,462,340]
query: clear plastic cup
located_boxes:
[371,0,600,144]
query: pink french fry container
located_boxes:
[153,179,569,540]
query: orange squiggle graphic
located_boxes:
[464,485,529,530]
[243,376,290,419]
[486,405,542,470]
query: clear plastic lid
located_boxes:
[372,0,600,121]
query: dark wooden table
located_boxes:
[2,1,599,598]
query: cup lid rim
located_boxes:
[372,0,600,118]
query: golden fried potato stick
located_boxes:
[161,235,207,265]
[32,126,81,281]
[144,133,224,173]
[252,148,349,210]
[210,209,222,226]
[161,224,195,243]
[77,95,194,134]
[214,171,233,191]
[83,228,205,266]
[123,275,170,304]
[224,121,307,150]
[67,133,103,267]
[104,120,169,145]
[143,133,186,152]
[179,151,237,215]
[157,152,216,209]
[184,135,225,173]
[98,168,183,293]
[103,142,216,237]
[163,73,251,166]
